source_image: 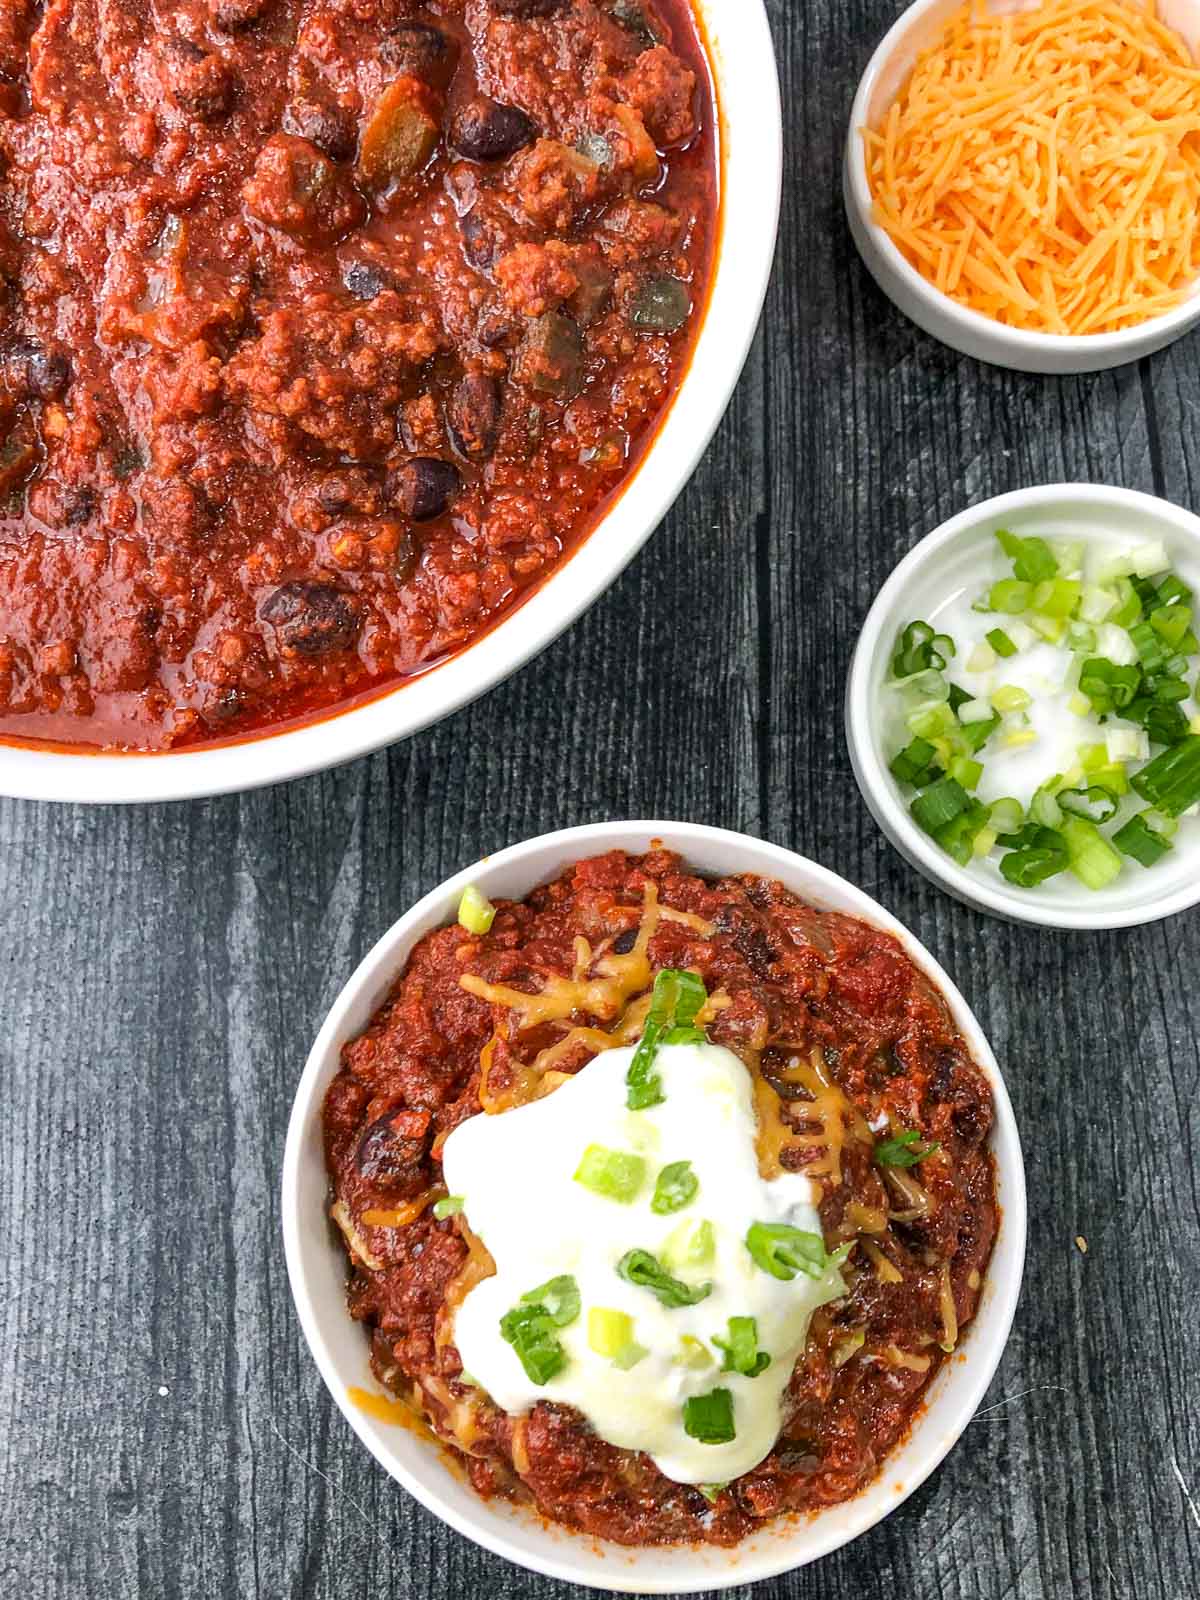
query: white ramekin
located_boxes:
[0,0,781,804]
[846,484,1200,931]
[282,820,1026,1594]
[843,0,1200,373]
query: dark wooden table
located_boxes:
[4,3,1199,1597]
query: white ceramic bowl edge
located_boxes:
[282,820,1026,1593]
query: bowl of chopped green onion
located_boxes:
[847,484,1200,929]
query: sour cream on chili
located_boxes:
[440,1040,846,1485]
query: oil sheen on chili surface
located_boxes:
[0,0,717,751]
[323,849,1000,1548]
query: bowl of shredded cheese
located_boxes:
[844,0,1200,371]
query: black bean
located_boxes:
[391,456,462,521]
[356,1108,431,1191]
[451,97,537,163]
[460,209,502,271]
[282,97,357,163]
[3,343,71,401]
[260,581,362,656]
[381,22,459,90]
[342,260,390,301]
[447,372,502,461]
[612,928,638,955]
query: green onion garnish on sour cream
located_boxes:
[887,529,1200,888]
[440,1035,848,1485]
[625,968,708,1109]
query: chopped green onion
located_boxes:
[617,1249,713,1308]
[998,844,1068,887]
[457,884,496,935]
[1113,813,1174,867]
[1057,785,1119,824]
[574,1144,646,1204]
[1126,698,1189,747]
[1061,815,1123,890]
[1080,584,1116,624]
[500,1275,580,1385]
[935,801,992,866]
[682,1388,736,1445]
[521,1275,580,1326]
[588,1307,635,1359]
[1032,577,1081,617]
[696,1483,726,1503]
[674,1334,714,1369]
[997,529,1058,582]
[1029,786,1063,828]
[712,1316,771,1378]
[874,1128,940,1167]
[990,578,1033,614]
[1157,574,1192,608]
[989,797,1024,834]
[433,1195,464,1221]
[744,1221,845,1282]
[651,1159,699,1215]
[1130,735,1200,816]
[663,1218,716,1269]
[992,684,1032,714]
[1150,603,1193,648]
[1129,620,1171,675]
[612,1341,649,1371]
[1066,622,1097,655]
[949,756,983,790]
[1108,578,1142,628]
[889,737,939,787]
[910,777,970,835]
[986,627,1018,658]
[626,968,708,1110]
[892,620,940,677]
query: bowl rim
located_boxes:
[844,0,1200,358]
[0,0,782,805]
[281,818,1027,1592]
[846,482,1200,931]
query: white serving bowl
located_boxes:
[0,0,781,805]
[282,820,1026,1593]
[843,0,1200,373]
[847,484,1200,930]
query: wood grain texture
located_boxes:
[2,2,1199,1596]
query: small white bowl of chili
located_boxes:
[282,819,1026,1592]
[847,483,1200,929]
[843,0,1200,373]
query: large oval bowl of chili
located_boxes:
[283,821,1026,1590]
[0,0,778,802]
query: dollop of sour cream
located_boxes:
[440,1040,845,1485]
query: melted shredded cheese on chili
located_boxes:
[864,0,1200,334]
[460,883,722,1114]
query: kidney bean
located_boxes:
[447,372,502,461]
[391,456,462,521]
[451,98,537,163]
[260,581,362,655]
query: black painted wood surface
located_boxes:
[3,3,1199,1596]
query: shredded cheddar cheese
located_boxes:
[864,0,1200,333]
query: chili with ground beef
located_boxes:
[324,849,999,1547]
[0,0,716,750]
